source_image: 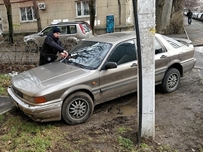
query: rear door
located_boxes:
[154,38,170,84]
[99,39,137,102]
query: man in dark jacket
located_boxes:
[187,9,193,25]
[39,27,68,66]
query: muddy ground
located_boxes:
[54,68,203,152]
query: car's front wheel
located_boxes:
[62,92,94,125]
[161,68,180,93]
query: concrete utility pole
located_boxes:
[136,0,156,139]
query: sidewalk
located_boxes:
[1,16,203,115]
[183,16,203,46]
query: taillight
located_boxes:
[79,24,86,34]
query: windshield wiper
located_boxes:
[73,62,86,69]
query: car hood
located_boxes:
[12,62,90,95]
[24,33,39,38]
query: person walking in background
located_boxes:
[39,27,68,66]
[187,9,193,25]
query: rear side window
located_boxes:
[81,23,91,32]
[155,39,165,54]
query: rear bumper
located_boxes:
[7,86,62,122]
[182,58,196,75]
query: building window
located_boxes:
[76,1,90,17]
[20,7,36,22]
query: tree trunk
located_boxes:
[33,0,42,32]
[156,0,184,34]
[3,0,13,44]
[118,0,121,25]
[156,0,173,34]
[89,0,96,35]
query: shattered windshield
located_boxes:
[63,41,112,70]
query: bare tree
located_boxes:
[3,0,13,44]
[184,0,199,9]
[32,0,42,32]
[89,0,96,35]
[118,0,121,25]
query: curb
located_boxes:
[183,26,189,40]
[0,96,15,115]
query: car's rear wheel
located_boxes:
[161,68,180,93]
[62,92,94,125]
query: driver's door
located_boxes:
[99,39,137,102]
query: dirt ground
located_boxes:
[53,68,202,152]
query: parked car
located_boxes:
[192,12,199,19]
[24,21,93,52]
[197,12,203,21]
[8,31,196,124]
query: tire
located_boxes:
[62,92,94,125]
[161,68,180,93]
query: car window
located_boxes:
[42,27,53,35]
[81,23,91,32]
[107,40,136,65]
[67,41,112,69]
[68,25,77,34]
[59,26,67,34]
[155,39,165,54]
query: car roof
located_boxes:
[49,21,87,26]
[86,31,137,43]
[86,32,160,44]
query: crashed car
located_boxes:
[8,31,196,124]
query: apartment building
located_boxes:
[0,0,134,35]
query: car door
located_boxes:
[99,39,137,103]
[154,38,170,84]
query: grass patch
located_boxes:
[0,114,62,151]
[118,126,132,134]
[0,74,11,96]
[118,136,134,151]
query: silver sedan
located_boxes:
[8,31,196,124]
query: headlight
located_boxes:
[23,94,35,102]
[23,94,47,104]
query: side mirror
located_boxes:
[38,32,44,36]
[104,62,117,70]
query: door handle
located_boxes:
[131,63,137,67]
[160,55,167,58]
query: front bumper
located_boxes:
[7,86,62,122]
